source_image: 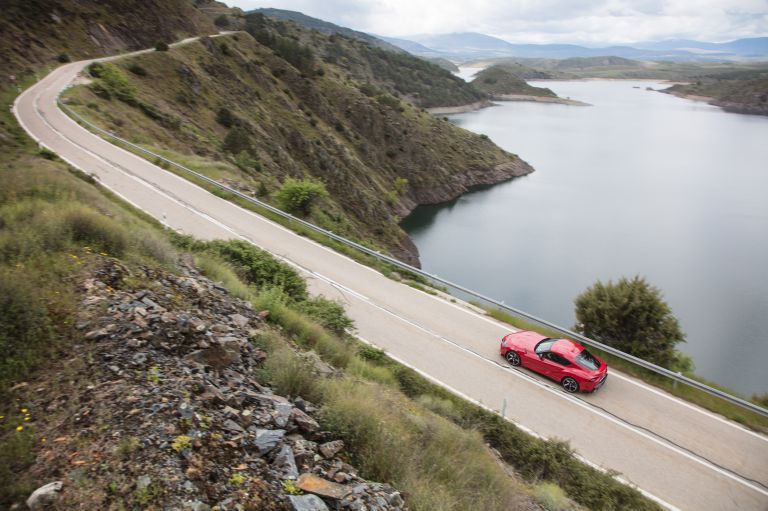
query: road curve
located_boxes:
[13,40,768,511]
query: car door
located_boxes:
[540,353,572,380]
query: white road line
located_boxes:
[354,333,683,511]
[609,371,768,442]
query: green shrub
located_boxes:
[194,252,254,301]
[274,178,328,216]
[57,53,71,63]
[222,127,252,155]
[262,347,319,400]
[357,344,386,363]
[62,207,129,256]
[216,107,237,128]
[38,147,58,160]
[574,276,691,371]
[128,64,148,76]
[297,296,355,335]
[155,41,170,52]
[233,151,261,173]
[214,14,230,27]
[204,239,307,301]
[87,62,136,103]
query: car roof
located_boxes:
[507,330,548,348]
[551,338,584,358]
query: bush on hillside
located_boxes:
[87,62,136,103]
[274,178,328,216]
[62,207,129,257]
[297,296,355,335]
[214,14,230,27]
[155,41,170,52]
[574,276,692,371]
[204,239,307,301]
[216,107,238,128]
[222,127,252,155]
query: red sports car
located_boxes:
[500,331,608,393]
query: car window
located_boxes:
[534,338,556,354]
[548,353,571,366]
[575,350,600,371]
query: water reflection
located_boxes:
[402,80,768,396]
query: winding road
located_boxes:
[13,37,768,511]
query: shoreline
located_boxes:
[491,93,591,106]
[425,100,493,115]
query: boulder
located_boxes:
[273,444,299,479]
[26,481,63,510]
[319,440,344,459]
[297,473,349,500]
[288,494,329,511]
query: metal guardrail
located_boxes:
[59,99,768,419]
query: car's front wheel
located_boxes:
[505,351,521,366]
[562,377,579,393]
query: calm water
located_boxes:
[402,80,768,396]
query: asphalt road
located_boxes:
[13,42,768,511]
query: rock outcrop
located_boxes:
[12,257,407,510]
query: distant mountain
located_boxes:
[378,35,440,56]
[635,37,768,57]
[251,8,404,53]
[383,32,768,62]
[411,32,517,53]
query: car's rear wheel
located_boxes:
[505,351,521,366]
[562,377,579,393]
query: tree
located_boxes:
[222,126,252,155]
[574,276,692,371]
[214,14,230,27]
[155,41,169,52]
[274,178,328,216]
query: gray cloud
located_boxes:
[230,0,768,43]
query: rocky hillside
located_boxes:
[63,25,532,265]
[247,13,486,109]
[471,65,557,98]
[250,8,404,54]
[0,0,231,79]
[9,257,407,511]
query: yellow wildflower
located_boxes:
[21,408,28,413]
[16,426,23,432]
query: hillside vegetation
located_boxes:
[251,8,404,54]
[664,75,768,116]
[0,0,225,79]
[471,65,557,98]
[62,20,530,265]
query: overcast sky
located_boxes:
[228,0,767,44]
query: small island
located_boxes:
[471,64,590,106]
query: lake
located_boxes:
[401,79,768,397]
